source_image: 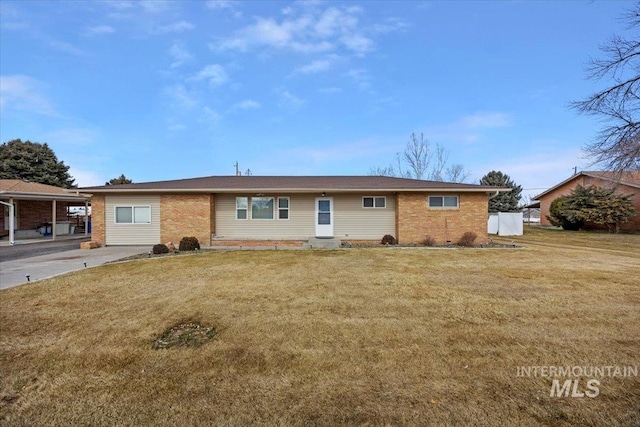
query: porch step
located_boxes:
[303,237,342,249]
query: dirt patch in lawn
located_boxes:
[153,321,216,349]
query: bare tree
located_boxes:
[571,3,640,173]
[403,132,431,179]
[445,164,471,183]
[370,132,470,182]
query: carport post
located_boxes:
[84,200,89,237]
[0,199,15,245]
[52,199,57,240]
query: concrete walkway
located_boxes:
[0,246,148,290]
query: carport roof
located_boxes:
[0,179,90,202]
[81,175,511,194]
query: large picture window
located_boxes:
[428,195,459,208]
[115,206,151,224]
[251,197,274,220]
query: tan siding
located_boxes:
[105,195,160,245]
[333,194,395,239]
[215,193,395,240]
[215,194,315,239]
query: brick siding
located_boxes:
[160,194,214,245]
[396,192,489,244]
[0,200,70,231]
[91,194,106,246]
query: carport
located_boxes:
[0,180,91,245]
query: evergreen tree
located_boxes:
[0,139,76,188]
[547,185,636,233]
[479,171,522,212]
[105,174,133,185]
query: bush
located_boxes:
[381,234,397,245]
[152,243,170,254]
[422,235,437,247]
[456,232,477,247]
[179,236,200,251]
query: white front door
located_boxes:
[315,197,334,237]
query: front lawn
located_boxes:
[1,229,639,426]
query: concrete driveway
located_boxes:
[0,245,148,290]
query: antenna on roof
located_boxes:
[234,161,241,176]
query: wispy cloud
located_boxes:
[213,4,378,56]
[457,112,513,129]
[205,0,242,18]
[233,99,261,110]
[202,106,222,122]
[347,68,371,90]
[44,127,97,146]
[153,20,195,34]
[85,25,115,36]
[164,84,197,109]
[168,41,193,68]
[293,55,337,75]
[0,75,58,116]
[424,111,513,145]
[278,90,305,108]
[191,64,229,87]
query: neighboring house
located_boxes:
[0,179,91,243]
[81,175,510,247]
[534,171,640,231]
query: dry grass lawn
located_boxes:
[1,227,639,426]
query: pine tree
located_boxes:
[0,139,76,188]
[479,171,522,212]
[105,174,133,185]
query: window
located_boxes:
[428,195,459,208]
[363,196,386,208]
[251,197,274,220]
[236,197,248,220]
[115,206,151,224]
[278,197,290,220]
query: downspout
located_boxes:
[0,200,15,245]
[488,190,500,200]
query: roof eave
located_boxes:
[83,187,509,194]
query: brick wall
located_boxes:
[17,200,70,230]
[91,194,106,245]
[540,175,640,231]
[160,194,214,245]
[396,192,489,244]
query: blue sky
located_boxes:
[0,0,631,199]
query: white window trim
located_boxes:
[236,197,248,220]
[278,197,290,220]
[362,196,386,209]
[114,205,152,224]
[428,195,459,209]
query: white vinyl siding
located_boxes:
[217,194,314,239]
[334,194,395,239]
[105,195,160,245]
[215,194,395,240]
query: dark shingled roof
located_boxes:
[81,175,508,193]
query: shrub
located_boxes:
[381,234,397,245]
[456,232,477,247]
[422,235,437,247]
[179,236,200,251]
[152,243,170,254]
